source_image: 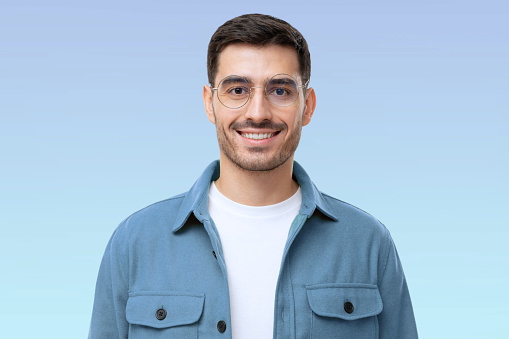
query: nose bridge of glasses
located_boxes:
[249,86,268,100]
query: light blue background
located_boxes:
[1,0,507,338]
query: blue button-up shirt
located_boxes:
[89,160,418,338]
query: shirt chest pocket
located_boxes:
[126,292,205,339]
[306,283,383,339]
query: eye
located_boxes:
[224,86,249,97]
[274,87,286,96]
[269,86,291,97]
[230,87,248,95]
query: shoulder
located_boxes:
[109,192,188,245]
[319,191,392,241]
[316,192,396,269]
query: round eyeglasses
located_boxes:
[211,73,309,109]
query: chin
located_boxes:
[228,152,292,172]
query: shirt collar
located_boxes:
[172,160,338,232]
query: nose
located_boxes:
[244,87,272,122]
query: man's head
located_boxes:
[207,14,311,88]
[203,14,316,172]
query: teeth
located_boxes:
[242,133,273,140]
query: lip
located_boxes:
[236,130,281,145]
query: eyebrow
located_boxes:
[268,77,297,85]
[219,76,249,87]
[220,75,297,87]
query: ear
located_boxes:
[302,87,316,126]
[203,85,216,124]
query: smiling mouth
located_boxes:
[237,131,281,140]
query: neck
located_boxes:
[215,155,299,206]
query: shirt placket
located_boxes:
[273,213,309,339]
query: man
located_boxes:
[89,14,418,338]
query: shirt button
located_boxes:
[156,308,167,320]
[212,250,217,259]
[344,302,354,314]
[217,320,227,333]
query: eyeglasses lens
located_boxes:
[218,76,250,109]
[266,75,298,107]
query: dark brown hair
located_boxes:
[207,14,311,87]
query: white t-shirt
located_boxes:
[208,182,302,338]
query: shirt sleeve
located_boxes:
[377,234,419,338]
[88,226,130,339]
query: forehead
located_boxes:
[216,44,301,84]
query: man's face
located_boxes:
[203,44,316,172]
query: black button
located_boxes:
[156,308,167,320]
[344,302,354,314]
[212,250,217,259]
[217,320,227,333]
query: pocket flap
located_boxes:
[306,283,382,320]
[126,291,205,328]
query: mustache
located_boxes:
[231,120,286,130]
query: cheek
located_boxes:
[289,105,305,127]
[215,113,238,133]
[280,114,302,135]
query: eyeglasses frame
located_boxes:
[210,73,310,109]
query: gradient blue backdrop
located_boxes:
[1,0,507,338]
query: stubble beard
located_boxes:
[214,114,303,172]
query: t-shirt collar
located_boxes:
[172,160,338,232]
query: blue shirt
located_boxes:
[89,160,418,338]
